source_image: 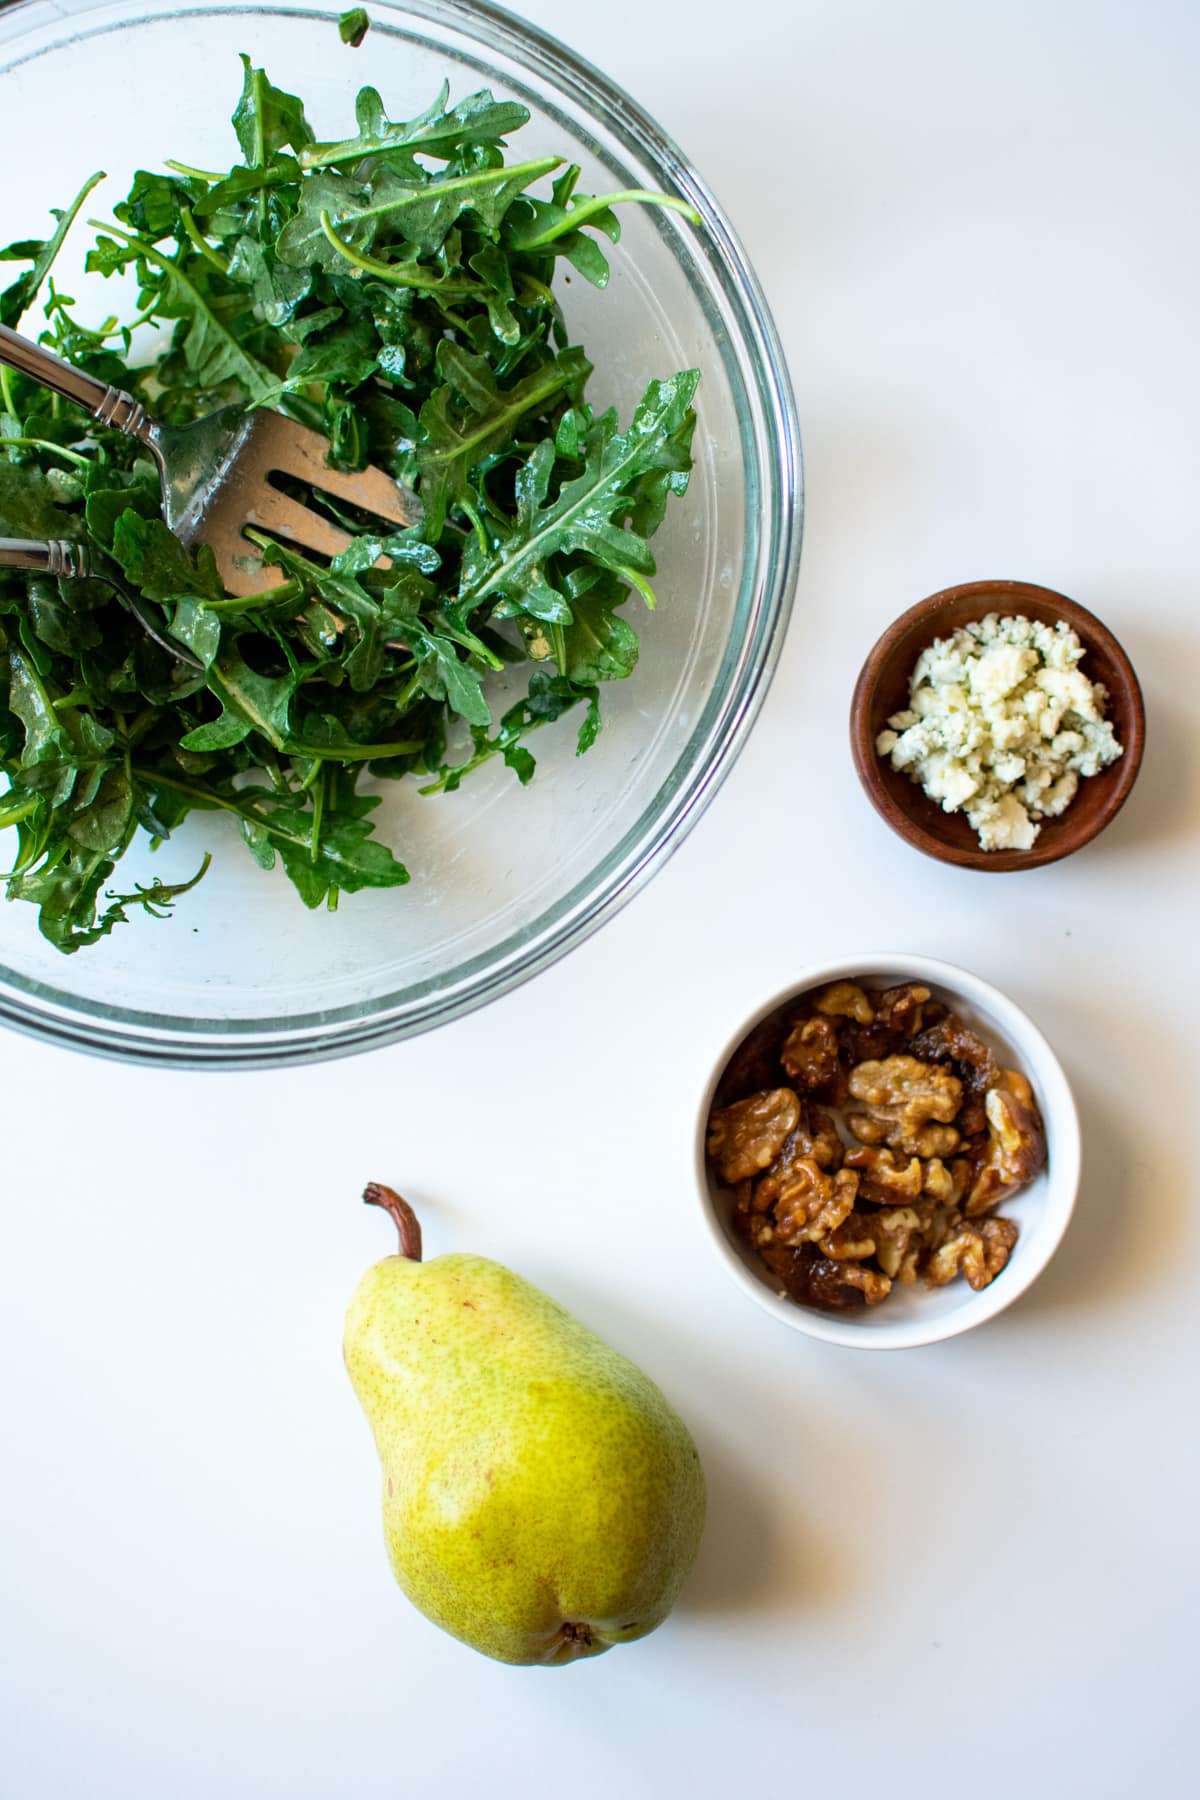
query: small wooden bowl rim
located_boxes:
[849,580,1146,871]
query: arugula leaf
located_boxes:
[421,670,597,794]
[7,651,74,765]
[412,633,491,728]
[8,845,122,953]
[10,845,211,953]
[258,316,380,401]
[277,154,563,269]
[207,645,299,751]
[462,370,699,616]
[233,58,314,167]
[562,586,641,684]
[178,709,252,751]
[0,463,84,540]
[86,219,278,400]
[273,792,410,907]
[300,84,530,174]
[339,9,371,48]
[108,511,225,603]
[416,341,590,539]
[1,171,106,327]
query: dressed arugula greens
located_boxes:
[0,17,699,952]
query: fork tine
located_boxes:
[248,485,359,560]
[201,482,359,596]
[253,413,422,530]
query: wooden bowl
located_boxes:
[850,580,1145,871]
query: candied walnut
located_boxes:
[948,1158,974,1205]
[871,1206,928,1281]
[813,980,875,1024]
[803,1105,845,1171]
[818,1211,878,1261]
[875,982,931,1038]
[910,1012,1000,1136]
[707,1088,800,1184]
[847,1113,961,1158]
[758,1243,876,1312]
[819,1202,930,1277]
[846,1055,962,1156]
[781,1016,842,1091]
[836,982,936,1062]
[832,1261,892,1305]
[914,1123,960,1157]
[958,1076,993,1140]
[759,1106,845,1186]
[924,1212,1019,1291]
[965,1071,1047,1215]
[844,1144,923,1203]
[754,1161,859,1249]
[848,1055,962,1120]
[756,1112,842,1212]
[845,1112,885,1145]
[921,1157,956,1203]
[910,1012,997,1068]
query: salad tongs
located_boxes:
[0,324,422,597]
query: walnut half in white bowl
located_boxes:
[694,956,1080,1349]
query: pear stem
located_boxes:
[363,1183,423,1261]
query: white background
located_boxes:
[2,0,1198,1795]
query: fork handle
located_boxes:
[0,537,92,577]
[0,324,156,444]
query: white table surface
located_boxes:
[2,0,1198,1794]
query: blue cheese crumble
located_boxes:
[876,613,1123,851]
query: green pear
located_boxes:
[344,1184,706,1666]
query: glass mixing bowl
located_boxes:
[0,0,801,1067]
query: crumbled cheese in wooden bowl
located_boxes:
[876,614,1123,851]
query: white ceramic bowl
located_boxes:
[694,955,1080,1349]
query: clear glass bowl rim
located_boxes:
[0,0,803,1068]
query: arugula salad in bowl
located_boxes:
[0,0,799,1064]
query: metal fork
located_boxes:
[0,536,203,667]
[0,324,422,596]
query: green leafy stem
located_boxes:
[334,156,562,228]
[510,189,701,249]
[317,216,484,293]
